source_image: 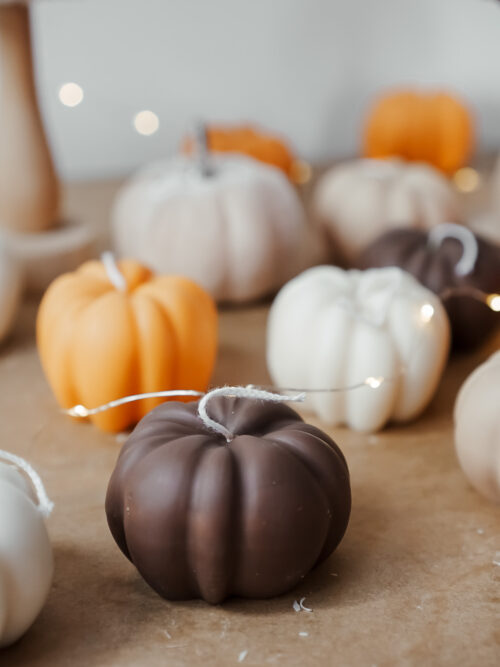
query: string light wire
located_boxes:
[64,285,499,422]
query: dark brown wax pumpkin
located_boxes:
[105,396,351,604]
[359,224,500,350]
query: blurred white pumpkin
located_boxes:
[313,159,460,263]
[0,234,22,343]
[454,351,500,503]
[0,455,53,647]
[267,266,450,433]
[112,154,322,302]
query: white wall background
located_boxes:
[29,0,500,181]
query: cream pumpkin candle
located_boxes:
[36,254,218,433]
[267,266,450,433]
[112,129,318,303]
[313,159,459,264]
[0,451,53,648]
[454,352,500,504]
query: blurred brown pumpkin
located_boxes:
[363,90,474,174]
[359,223,500,350]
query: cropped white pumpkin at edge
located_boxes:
[0,454,53,648]
[112,154,324,303]
[454,351,500,504]
[267,266,450,433]
[313,159,460,263]
[0,234,22,343]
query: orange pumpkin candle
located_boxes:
[36,255,218,433]
[363,90,475,174]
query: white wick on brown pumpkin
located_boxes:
[427,223,479,277]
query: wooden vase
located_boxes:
[0,4,59,233]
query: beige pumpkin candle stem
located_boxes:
[194,121,215,178]
[0,4,59,232]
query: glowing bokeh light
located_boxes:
[487,293,500,312]
[133,110,160,136]
[453,167,481,194]
[420,303,435,323]
[58,82,84,107]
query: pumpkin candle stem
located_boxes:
[197,386,305,443]
[101,252,128,291]
[194,122,215,178]
[427,223,478,277]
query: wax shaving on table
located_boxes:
[293,597,312,612]
[238,649,248,662]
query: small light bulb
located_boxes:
[487,293,500,312]
[453,167,481,194]
[133,110,160,136]
[69,404,88,418]
[58,82,84,107]
[420,304,435,323]
[365,376,384,389]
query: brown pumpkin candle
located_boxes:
[105,388,351,604]
[359,223,500,350]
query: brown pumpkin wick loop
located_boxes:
[197,386,305,443]
[427,223,479,276]
[194,122,215,178]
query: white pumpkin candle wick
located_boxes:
[101,252,127,292]
[0,450,54,518]
[197,386,305,443]
[427,223,479,277]
[194,121,215,178]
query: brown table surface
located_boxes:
[2,180,500,667]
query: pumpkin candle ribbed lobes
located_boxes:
[36,258,218,432]
[105,395,351,603]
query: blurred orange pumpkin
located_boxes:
[37,257,217,433]
[182,124,309,183]
[364,90,474,174]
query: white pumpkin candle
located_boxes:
[0,234,22,343]
[313,159,459,263]
[112,154,320,303]
[267,266,450,433]
[454,351,500,503]
[0,453,53,647]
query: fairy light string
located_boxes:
[64,285,499,424]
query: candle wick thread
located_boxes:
[102,252,127,292]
